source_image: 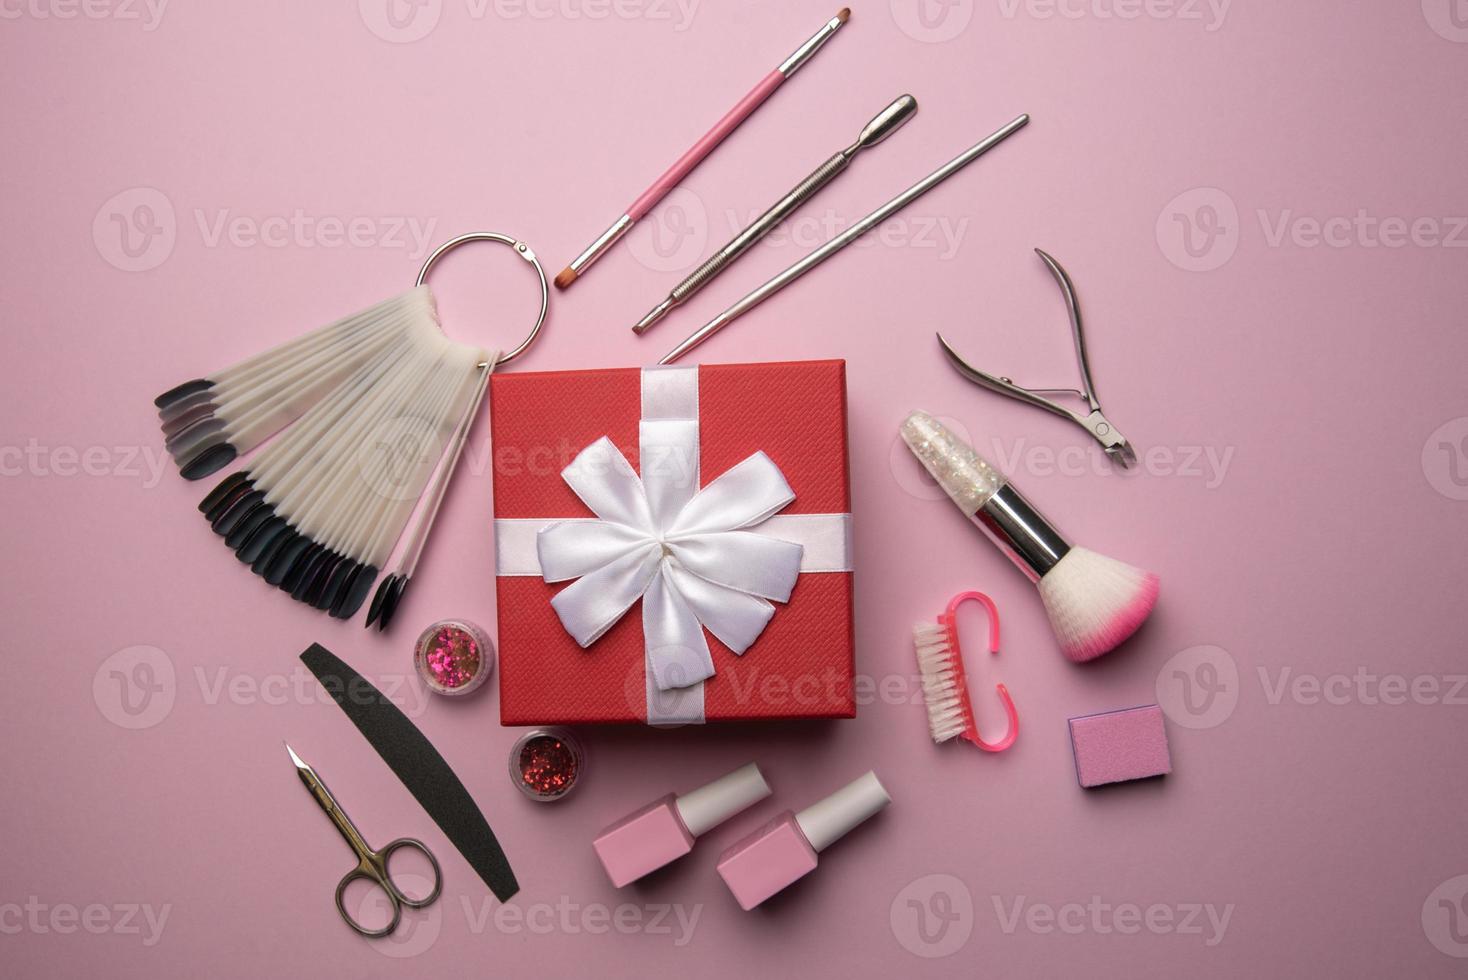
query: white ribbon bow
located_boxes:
[536,436,805,691]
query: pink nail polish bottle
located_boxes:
[593,763,772,888]
[716,770,890,910]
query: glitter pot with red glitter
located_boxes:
[414,619,494,697]
[510,728,585,802]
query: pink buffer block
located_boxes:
[593,763,770,888]
[716,771,890,910]
[1068,705,1172,788]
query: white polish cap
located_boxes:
[674,763,772,837]
[795,771,891,852]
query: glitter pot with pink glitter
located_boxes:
[414,619,494,697]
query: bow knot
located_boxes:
[536,436,804,691]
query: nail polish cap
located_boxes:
[795,771,891,852]
[674,763,772,837]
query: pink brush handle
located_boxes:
[626,68,785,221]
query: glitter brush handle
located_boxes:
[900,411,1070,583]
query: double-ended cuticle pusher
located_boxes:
[632,94,918,335]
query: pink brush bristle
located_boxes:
[912,619,976,744]
[912,592,1016,751]
[1037,547,1160,662]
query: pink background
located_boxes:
[4,1,1467,976]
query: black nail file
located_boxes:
[299,643,519,902]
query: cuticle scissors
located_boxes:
[286,743,443,938]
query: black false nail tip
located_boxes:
[225,502,275,552]
[290,549,332,602]
[377,575,409,632]
[365,574,395,628]
[334,565,379,620]
[154,378,213,410]
[158,388,215,426]
[316,559,358,611]
[212,489,263,536]
[198,471,250,516]
[262,531,308,586]
[161,401,215,439]
[180,443,237,481]
[253,527,297,577]
[281,543,323,594]
[166,416,226,458]
[299,552,341,606]
[238,516,287,565]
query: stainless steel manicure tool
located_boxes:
[632,94,919,334]
[286,743,443,938]
[937,248,1137,467]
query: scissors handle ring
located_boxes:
[335,868,403,939]
[377,838,444,909]
[333,838,442,937]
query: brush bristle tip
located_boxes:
[553,267,577,289]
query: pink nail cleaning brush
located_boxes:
[555,9,850,290]
[913,591,1018,752]
[901,411,1160,662]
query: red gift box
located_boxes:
[490,360,855,725]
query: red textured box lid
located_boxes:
[490,360,854,725]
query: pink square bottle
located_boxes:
[593,763,771,888]
[716,771,890,910]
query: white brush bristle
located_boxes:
[1038,546,1160,663]
[912,621,971,743]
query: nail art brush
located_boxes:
[632,94,917,334]
[555,9,851,291]
[657,113,1031,364]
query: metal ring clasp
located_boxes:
[415,232,550,366]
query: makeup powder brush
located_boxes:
[900,411,1159,663]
